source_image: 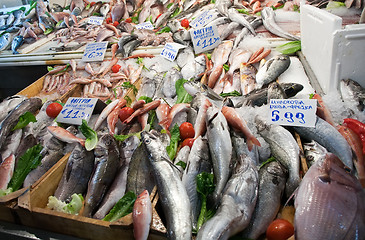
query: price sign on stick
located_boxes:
[269,99,317,127]
[190,25,221,54]
[82,41,108,62]
[136,22,154,30]
[88,16,104,25]
[160,43,186,61]
[57,98,98,125]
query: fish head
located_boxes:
[265,160,288,179]
[95,134,118,156]
[254,115,270,133]
[141,131,167,161]
[205,105,219,126]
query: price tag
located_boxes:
[136,22,154,30]
[82,41,108,62]
[57,98,98,125]
[269,99,317,127]
[160,43,186,61]
[88,16,104,25]
[190,25,221,54]
[190,10,215,28]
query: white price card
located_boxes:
[160,42,186,61]
[57,98,98,125]
[88,16,104,25]
[269,99,317,127]
[136,22,154,30]
[190,25,221,54]
[190,10,215,28]
[82,41,108,62]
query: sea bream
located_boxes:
[255,54,290,89]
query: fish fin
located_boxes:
[284,186,299,207]
[162,156,182,175]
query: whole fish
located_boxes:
[100,3,110,17]
[11,35,24,54]
[141,131,192,240]
[1,129,22,161]
[27,100,54,142]
[117,34,137,56]
[267,81,287,102]
[111,2,126,23]
[231,130,259,166]
[12,9,24,27]
[240,62,257,95]
[0,97,42,151]
[293,116,354,170]
[227,8,256,35]
[255,115,300,197]
[208,41,233,89]
[47,126,85,146]
[162,68,182,99]
[94,98,124,130]
[0,154,15,190]
[0,33,12,51]
[295,153,365,239]
[206,106,232,204]
[255,54,290,89]
[54,144,94,202]
[133,190,153,240]
[174,146,190,178]
[196,155,258,240]
[83,134,120,217]
[242,160,287,239]
[340,78,365,113]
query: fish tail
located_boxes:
[247,135,261,151]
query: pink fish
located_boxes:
[95,98,126,130]
[0,154,15,190]
[107,99,127,135]
[194,98,211,139]
[156,103,171,131]
[47,126,85,146]
[133,190,152,240]
[159,103,190,131]
[124,100,161,124]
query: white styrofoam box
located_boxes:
[301,4,365,94]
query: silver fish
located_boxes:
[141,131,192,240]
[27,100,54,142]
[12,9,24,27]
[174,146,190,178]
[0,128,22,161]
[206,106,232,204]
[6,12,15,26]
[196,155,258,240]
[215,0,233,16]
[293,116,354,170]
[54,143,94,202]
[0,33,12,51]
[340,78,365,113]
[83,134,120,217]
[303,140,328,167]
[267,81,287,102]
[255,54,290,89]
[0,95,27,122]
[231,130,259,166]
[234,17,262,49]
[242,160,287,239]
[255,115,300,197]
[295,153,365,239]
[227,8,256,35]
[11,35,24,54]
[183,81,224,108]
[123,39,142,58]
[100,3,110,17]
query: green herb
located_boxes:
[7,6,26,14]
[166,124,180,160]
[114,129,144,142]
[276,41,301,55]
[293,4,300,12]
[175,79,193,104]
[85,3,91,10]
[124,96,132,106]
[223,64,229,72]
[47,194,84,215]
[78,119,98,151]
[237,9,250,14]
[259,156,276,169]
[56,20,63,28]
[92,12,101,16]
[103,191,137,222]
[196,172,215,231]
[44,28,53,35]
[211,0,216,3]
[206,53,212,60]
[0,188,13,196]
[176,161,187,170]
[171,7,181,18]
[112,88,118,99]
[271,4,284,10]
[167,3,173,8]
[138,96,153,104]
[147,110,157,129]
[105,99,112,104]
[131,10,140,24]
[220,90,242,97]
[326,1,345,9]
[122,81,138,95]
[309,93,315,99]
[25,1,37,16]
[136,57,144,65]
[12,112,37,131]
[8,144,43,191]
[157,26,171,34]
[64,5,70,10]
[255,12,261,16]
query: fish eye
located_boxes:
[344,167,351,173]
[145,138,151,144]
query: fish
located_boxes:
[240,62,257,95]
[27,100,55,142]
[294,153,365,239]
[0,154,15,190]
[117,34,137,56]
[162,68,182,99]
[182,136,211,229]
[47,126,85,146]
[12,9,24,27]
[261,7,300,41]
[242,160,287,239]
[303,140,328,167]
[340,79,365,113]
[255,115,300,197]
[193,97,211,139]
[184,81,224,109]
[293,116,354,170]
[227,8,256,35]
[267,81,287,102]
[133,190,153,240]
[6,12,15,26]
[196,155,259,240]
[11,35,24,54]
[141,131,192,240]
[174,146,190,178]
[94,98,123,131]
[208,41,233,89]
[206,106,232,204]
[83,134,120,217]
[255,54,290,89]
[15,134,37,167]
[100,3,111,17]
[123,39,142,58]
[234,17,262,49]
[231,130,260,166]
[159,103,190,131]
[96,29,114,42]
[215,0,233,16]
[155,3,178,28]
[0,97,42,151]
[0,95,27,123]
[0,129,22,161]
[0,33,12,51]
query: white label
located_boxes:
[190,25,221,54]
[82,41,108,62]
[136,22,154,30]
[57,98,98,125]
[88,16,104,25]
[269,99,317,127]
[160,42,186,61]
[190,10,215,28]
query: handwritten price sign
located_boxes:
[190,10,215,28]
[160,43,186,61]
[190,25,221,54]
[88,16,104,25]
[82,41,108,62]
[136,22,154,30]
[57,98,98,125]
[269,99,317,127]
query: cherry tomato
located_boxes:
[119,107,135,122]
[90,2,96,6]
[113,21,119,27]
[181,19,189,28]
[182,138,194,149]
[106,17,112,24]
[125,17,132,23]
[112,64,121,73]
[46,102,63,118]
[179,122,195,140]
[266,219,294,240]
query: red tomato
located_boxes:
[179,122,195,140]
[119,107,135,122]
[182,138,194,149]
[113,21,119,27]
[181,19,189,28]
[125,17,132,23]
[106,17,112,24]
[266,219,294,240]
[46,102,63,118]
[112,64,121,73]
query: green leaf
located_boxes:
[237,9,250,14]
[64,5,70,10]
[0,188,13,196]
[176,161,186,170]
[196,172,215,231]
[276,41,301,55]
[326,1,345,9]
[259,156,276,169]
[223,64,229,72]
[124,96,132,106]
[103,191,137,222]
[63,194,84,214]
[166,124,180,160]
[114,131,143,142]
[44,28,53,35]
[206,53,212,60]
[122,81,138,95]
[12,112,37,131]
[171,7,181,18]
[25,1,37,16]
[138,96,153,104]
[220,90,242,97]
[85,3,91,10]
[105,99,112,105]
[293,4,300,12]
[175,79,193,104]
[147,110,157,129]
[136,57,144,65]
[78,120,98,151]
[8,144,43,191]
[47,66,54,72]
[156,26,171,34]
[93,12,101,16]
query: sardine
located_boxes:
[133,190,152,240]
[340,78,365,113]
[141,131,192,240]
[255,115,300,197]
[54,144,94,202]
[255,54,290,89]
[11,35,24,54]
[83,134,120,217]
